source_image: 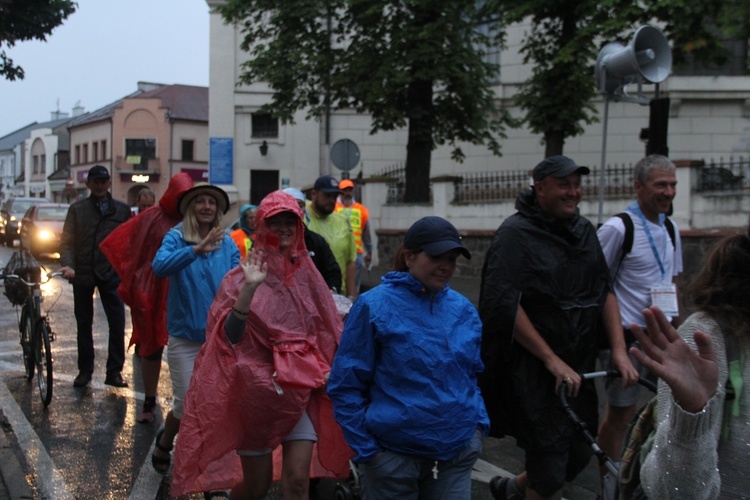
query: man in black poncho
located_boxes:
[479,156,638,500]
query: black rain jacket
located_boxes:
[60,194,131,287]
[478,189,610,451]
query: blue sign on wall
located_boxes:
[209,137,233,185]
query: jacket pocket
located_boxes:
[272,338,326,390]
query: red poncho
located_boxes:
[99,173,193,356]
[171,191,353,496]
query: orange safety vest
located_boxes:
[229,228,254,261]
[335,201,369,255]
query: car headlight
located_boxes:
[37,229,54,241]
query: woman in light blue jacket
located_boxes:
[149,183,239,476]
[328,216,489,499]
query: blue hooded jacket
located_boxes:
[328,271,489,462]
[152,223,240,342]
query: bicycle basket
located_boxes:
[2,251,40,306]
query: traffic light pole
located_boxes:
[646,96,670,156]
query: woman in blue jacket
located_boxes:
[149,183,239,476]
[328,216,489,499]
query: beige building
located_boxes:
[68,82,209,206]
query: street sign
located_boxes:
[330,139,360,172]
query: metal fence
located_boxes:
[695,156,749,192]
[374,155,750,203]
[374,163,409,204]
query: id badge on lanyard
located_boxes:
[631,204,679,317]
[650,282,679,317]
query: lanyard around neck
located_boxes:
[628,202,666,279]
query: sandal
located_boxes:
[137,398,157,424]
[151,427,173,475]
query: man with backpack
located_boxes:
[595,154,683,492]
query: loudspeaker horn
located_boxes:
[595,25,672,95]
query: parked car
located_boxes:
[0,197,51,246]
[19,203,70,258]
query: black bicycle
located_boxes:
[2,261,63,407]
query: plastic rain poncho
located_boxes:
[99,173,193,356]
[171,190,352,496]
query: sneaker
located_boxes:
[490,476,523,500]
[73,371,92,387]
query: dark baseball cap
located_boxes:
[404,216,471,259]
[532,156,590,182]
[87,165,111,180]
[313,175,342,194]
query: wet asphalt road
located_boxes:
[0,244,602,499]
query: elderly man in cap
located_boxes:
[478,156,638,500]
[60,165,132,388]
[305,175,357,297]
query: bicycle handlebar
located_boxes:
[1,271,64,287]
[574,369,658,393]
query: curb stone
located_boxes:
[0,413,33,499]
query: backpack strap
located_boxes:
[664,217,676,250]
[613,213,634,279]
[616,212,677,264]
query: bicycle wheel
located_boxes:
[35,319,53,407]
[19,308,34,380]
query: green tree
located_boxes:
[487,0,747,157]
[0,0,77,81]
[219,0,517,203]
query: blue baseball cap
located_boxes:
[313,175,342,194]
[404,217,471,259]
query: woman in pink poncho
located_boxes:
[172,190,352,498]
[99,173,193,423]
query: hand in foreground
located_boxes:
[611,348,640,389]
[59,266,75,280]
[630,306,719,413]
[241,248,267,287]
[194,226,226,254]
[546,356,581,398]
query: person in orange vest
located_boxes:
[335,179,373,294]
[230,204,257,260]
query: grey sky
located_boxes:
[0,0,210,136]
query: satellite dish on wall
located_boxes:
[330,139,360,172]
[595,25,672,96]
